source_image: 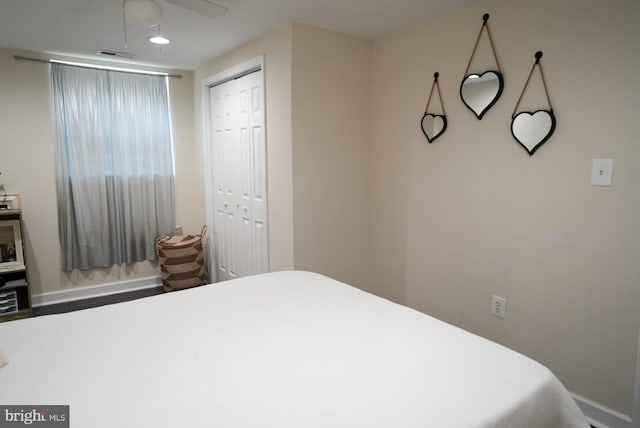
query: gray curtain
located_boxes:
[50,63,176,271]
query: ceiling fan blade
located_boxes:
[164,0,228,18]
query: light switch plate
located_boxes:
[491,295,506,319]
[591,158,614,186]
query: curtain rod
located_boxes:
[13,55,182,79]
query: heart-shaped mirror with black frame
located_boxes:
[511,110,556,155]
[459,13,504,120]
[511,51,557,156]
[460,70,503,120]
[421,113,447,143]
[420,72,447,143]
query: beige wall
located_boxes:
[0,49,201,295]
[369,0,640,416]
[291,23,372,289]
[193,25,295,272]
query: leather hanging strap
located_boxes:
[424,72,446,116]
[512,51,554,118]
[464,13,502,77]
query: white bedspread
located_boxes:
[0,271,589,427]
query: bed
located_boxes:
[0,271,589,427]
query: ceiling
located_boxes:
[0,0,480,70]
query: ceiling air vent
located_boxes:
[96,50,135,59]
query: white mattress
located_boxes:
[0,271,589,427]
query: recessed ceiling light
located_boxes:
[148,35,170,45]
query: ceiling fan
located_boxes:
[165,0,228,19]
[123,0,228,28]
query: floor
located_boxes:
[32,286,165,316]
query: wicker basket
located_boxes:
[156,226,207,292]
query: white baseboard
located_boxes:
[573,392,635,428]
[31,276,162,307]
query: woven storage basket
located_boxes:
[156,226,207,292]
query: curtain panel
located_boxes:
[50,63,176,271]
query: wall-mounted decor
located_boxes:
[460,13,504,120]
[511,51,556,156]
[420,72,447,143]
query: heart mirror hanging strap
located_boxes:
[463,13,502,79]
[420,72,447,143]
[511,51,557,156]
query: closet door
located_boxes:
[207,69,268,281]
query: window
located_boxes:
[50,63,176,271]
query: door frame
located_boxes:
[201,55,268,282]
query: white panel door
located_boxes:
[208,69,268,282]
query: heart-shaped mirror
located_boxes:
[420,72,448,144]
[420,113,447,143]
[460,70,504,120]
[511,109,556,155]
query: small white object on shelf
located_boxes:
[0,194,20,211]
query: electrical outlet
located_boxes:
[491,295,506,319]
